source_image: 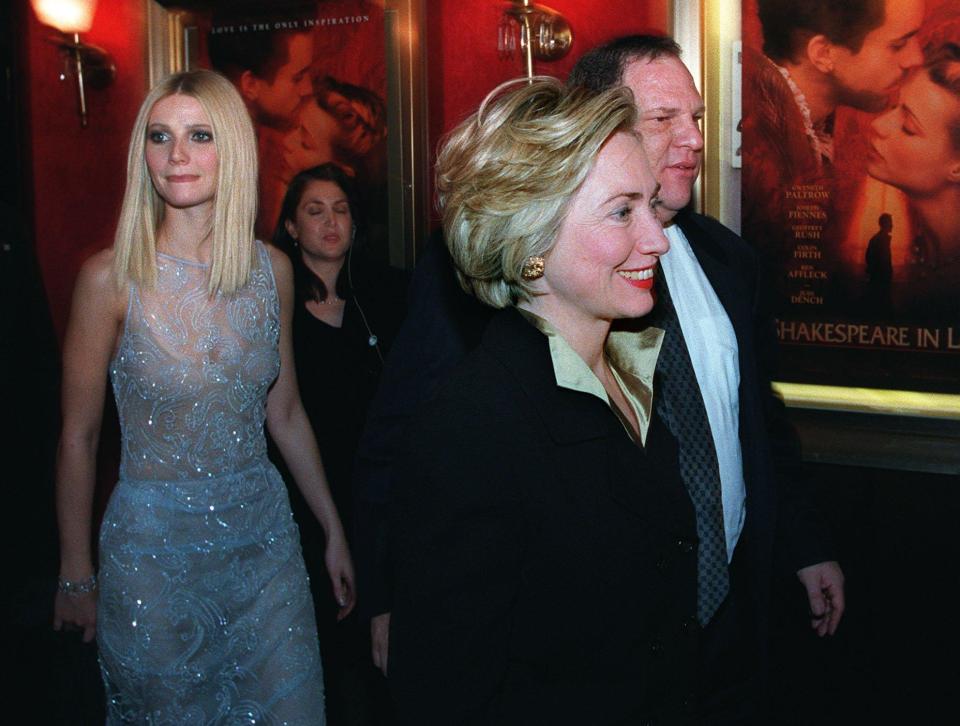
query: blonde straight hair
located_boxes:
[112,69,259,295]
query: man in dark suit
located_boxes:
[355,34,845,723]
[569,35,845,723]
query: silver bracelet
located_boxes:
[58,574,97,596]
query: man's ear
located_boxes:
[238,70,260,102]
[948,159,960,184]
[806,34,835,74]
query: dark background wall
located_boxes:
[769,463,959,724]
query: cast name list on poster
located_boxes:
[785,185,830,200]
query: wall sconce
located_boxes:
[498,1,573,80]
[31,0,116,128]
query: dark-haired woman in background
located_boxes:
[272,163,407,725]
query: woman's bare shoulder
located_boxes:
[78,246,115,279]
[265,242,293,279]
[264,242,295,303]
[74,247,126,317]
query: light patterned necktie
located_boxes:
[651,274,730,626]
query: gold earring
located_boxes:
[521,255,545,280]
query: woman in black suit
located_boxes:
[388,78,700,725]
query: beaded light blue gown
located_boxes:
[97,242,325,724]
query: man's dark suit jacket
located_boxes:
[388,307,699,726]
[662,211,834,679]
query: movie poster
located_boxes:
[741,0,960,393]
[179,1,389,260]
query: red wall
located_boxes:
[426,0,669,220]
[27,0,666,340]
[27,0,148,340]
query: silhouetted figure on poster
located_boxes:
[865,213,894,313]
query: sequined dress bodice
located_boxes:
[110,245,280,481]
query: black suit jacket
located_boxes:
[353,234,492,618]
[389,308,699,726]
[665,211,834,665]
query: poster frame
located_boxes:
[698,0,960,422]
[146,0,429,270]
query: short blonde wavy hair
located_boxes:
[113,69,258,296]
[436,76,637,308]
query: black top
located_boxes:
[277,254,408,622]
[389,308,698,725]
[293,301,382,523]
[353,233,493,618]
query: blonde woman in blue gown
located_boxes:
[52,69,354,724]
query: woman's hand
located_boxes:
[325,529,356,621]
[53,588,97,643]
